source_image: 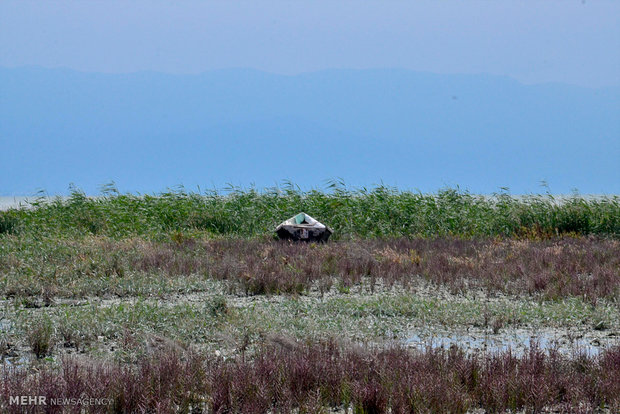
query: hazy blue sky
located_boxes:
[2,1,619,195]
[1,0,619,87]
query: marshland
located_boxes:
[3,1,619,412]
[0,185,618,413]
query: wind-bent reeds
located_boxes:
[2,184,619,238]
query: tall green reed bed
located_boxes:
[2,184,619,239]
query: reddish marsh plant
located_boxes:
[129,237,619,300]
[1,341,618,413]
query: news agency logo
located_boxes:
[9,393,112,407]
[9,395,46,406]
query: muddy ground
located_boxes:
[2,277,617,367]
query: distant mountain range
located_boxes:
[1,66,618,195]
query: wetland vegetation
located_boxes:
[0,185,618,412]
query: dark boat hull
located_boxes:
[276,225,332,242]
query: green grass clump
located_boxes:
[5,183,620,239]
[27,316,54,358]
[0,210,19,235]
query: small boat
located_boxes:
[275,212,332,242]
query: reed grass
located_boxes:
[2,183,619,238]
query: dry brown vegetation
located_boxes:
[3,235,617,300]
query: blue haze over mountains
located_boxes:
[1,67,618,195]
